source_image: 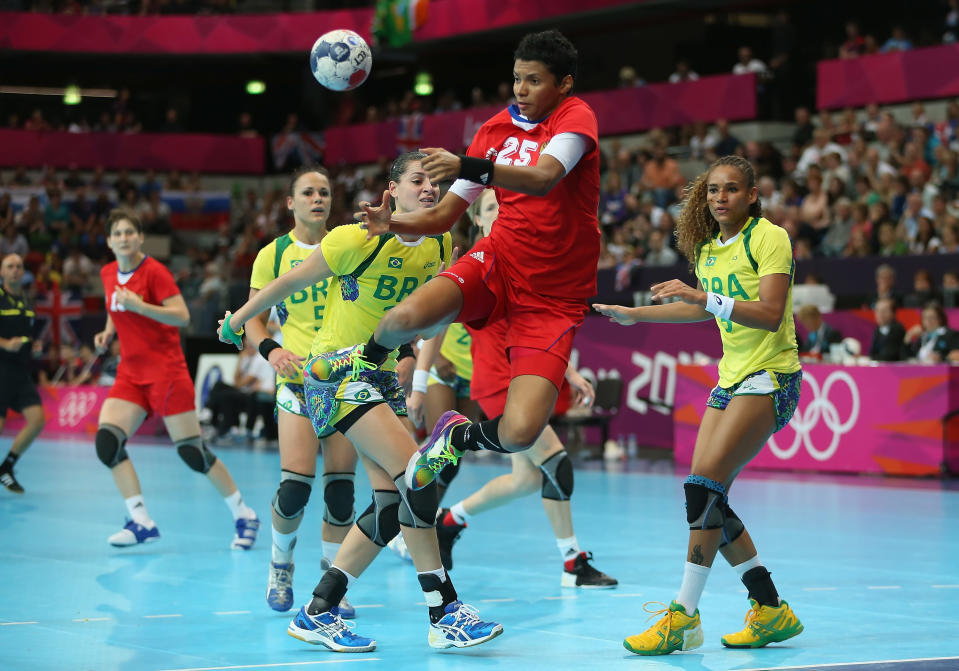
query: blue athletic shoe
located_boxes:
[108,519,160,547]
[405,410,470,491]
[428,601,504,649]
[267,562,294,612]
[231,514,260,550]
[287,606,376,652]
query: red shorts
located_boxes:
[109,367,196,417]
[440,236,587,391]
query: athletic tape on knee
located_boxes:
[539,450,574,501]
[273,470,314,520]
[719,503,745,547]
[95,423,129,468]
[435,460,460,489]
[356,489,400,546]
[684,474,727,530]
[393,473,438,528]
[322,472,356,527]
[175,436,217,474]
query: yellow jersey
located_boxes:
[250,231,329,385]
[695,217,800,387]
[439,322,473,380]
[311,225,452,372]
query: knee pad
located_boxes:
[95,424,129,468]
[539,450,574,501]
[435,460,460,489]
[356,489,401,546]
[322,472,356,527]
[719,503,745,548]
[273,470,314,520]
[393,473,438,528]
[684,474,727,530]
[175,436,217,474]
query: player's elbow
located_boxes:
[177,308,191,328]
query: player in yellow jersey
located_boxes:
[595,156,804,655]
[244,165,358,616]
[218,153,502,652]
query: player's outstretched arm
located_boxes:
[218,248,334,347]
[359,188,469,239]
[421,147,568,197]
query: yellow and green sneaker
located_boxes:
[623,601,704,656]
[721,598,803,648]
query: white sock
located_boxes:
[449,502,470,525]
[733,555,763,578]
[676,562,711,614]
[272,528,296,564]
[322,541,341,566]
[224,490,254,520]
[124,495,153,527]
[418,566,448,582]
[332,565,359,589]
[556,536,580,561]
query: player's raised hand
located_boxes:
[593,303,638,326]
[268,348,305,379]
[420,147,461,182]
[650,279,706,306]
[217,311,245,350]
[358,189,392,240]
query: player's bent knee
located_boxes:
[540,451,573,501]
[684,474,727,530]
[322,472,355,526]
[274,470,314,520]
[356,490,400,546]
[175,436,217,474]
[95,424,129,468]
[719,504,745,547]
[394,474,438,528]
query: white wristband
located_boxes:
[412,369,429,394]
[704,292,735,321]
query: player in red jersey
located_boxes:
[348,30,601,489]
[94,209,259,548]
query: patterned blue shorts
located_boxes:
[303,356,407,437]
[706,369,802,432]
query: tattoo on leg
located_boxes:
[690,544,705,565]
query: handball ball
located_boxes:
[310,29,372,92]
[841,337,862,357]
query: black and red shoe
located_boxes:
[561,551,617,588]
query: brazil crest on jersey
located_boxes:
[440,322,473,380]
[695,217,800,387]
[250,231,329,385]
[311,224,452,371]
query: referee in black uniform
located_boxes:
[0,253,46,494]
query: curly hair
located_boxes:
[675,155,763,271]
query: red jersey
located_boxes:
[101,256,187,382]
[465,97,601,299]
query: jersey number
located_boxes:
[496,137,539,167]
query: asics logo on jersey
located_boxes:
[388,257,403,269]
[470,252,485,263]
[423,261,437,269]
[767,370,859,462]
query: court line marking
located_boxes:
[727,656,959,671]
[479,598,515,603]
[351,604,384,609]
[214,611,250,616]
[932,584,959,588]
[544,595,577,600]
[158,660,382,671]
[144,614,183,619]
[0,621,38,626]
[73,617,112,622]
[866,585,901,590]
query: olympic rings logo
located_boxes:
[767,370,860,462]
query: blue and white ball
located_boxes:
[310,29,372,92]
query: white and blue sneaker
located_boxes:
[428,601,504,649]
[231,514,260,550]
[267,562,294,612]
[108,519,160,547]
[287,606,376,652]
[387,534,413,563]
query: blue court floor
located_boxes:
[2,436,959,671]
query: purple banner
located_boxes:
[674,363,958,476]
[817,43,959,110]
[571,316,723,449]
